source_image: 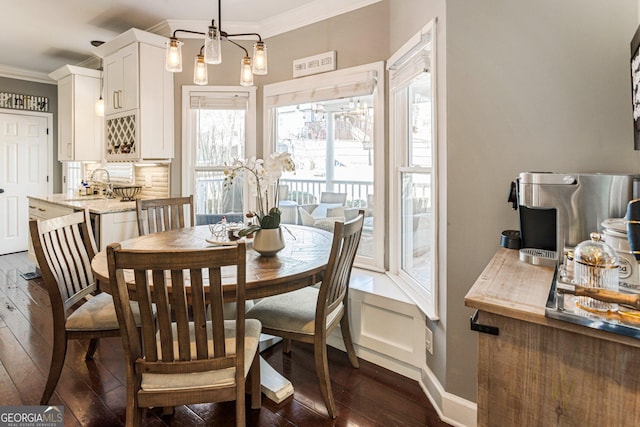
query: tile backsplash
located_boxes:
[134,164,170,199]
[79,162,170,199]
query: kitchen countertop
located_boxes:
[28,193,137,214]
[465,247,640,348]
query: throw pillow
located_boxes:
[313,216,346,232]
[311,202,343,219]
[326,206,345,218]
[298,207,317,226]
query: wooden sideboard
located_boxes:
[465,248,640,426]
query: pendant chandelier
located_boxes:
[92,40,105,116]
[165,0,268,86]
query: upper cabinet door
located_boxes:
[104,43,138,116]
[49,65,103,162]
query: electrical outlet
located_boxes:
[144,174,152,188]
[425,325,433,355]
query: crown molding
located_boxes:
[0,64,55,84]
[258,0,382,39]
[48,64,101,81]
[151,0,382,40]
[159,19,262,40]
[92,28,169,57]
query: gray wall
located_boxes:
[0,77,60,192]
[390,0,639,403]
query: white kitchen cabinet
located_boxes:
[48,65,103,161]
[96,29,174,161]
[103,43,138,115]
[95,210,138,251]
[28,198,75,221]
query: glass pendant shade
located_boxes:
[165,38,183,72]
[193,54,208,85]
[94,97,104,116]
[204,25,222,64]
[240,56,253,86]
[252,41,268,75]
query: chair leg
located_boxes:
[85,338,99,360]
[282,338,292,353]
[249,351,261,409]
[124,375,142,426]
[126,406,142,427]
[340,313,359,368]
[236,381,246,427]
[314,338,337,418]
[41,334,68,404]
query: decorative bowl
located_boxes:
[112,185,142,201]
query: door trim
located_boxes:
[0,108,53,194]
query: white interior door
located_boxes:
[0,111,50,255]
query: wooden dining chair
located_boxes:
[246,210,365,418]
[30,209,125,404]
[107,241,261,426]
[135,195,195,236]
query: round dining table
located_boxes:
[91,224,333,300]
[90,224,333,404]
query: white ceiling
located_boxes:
[0,0,380,83]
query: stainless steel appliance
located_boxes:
[511,172,640,266]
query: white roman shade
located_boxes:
[388,27,432,90]
[189,92,249,110]
[264,69,378,109]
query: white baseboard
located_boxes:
[329,271,478,426]
[328,334,477,427]
[419,365,477,427]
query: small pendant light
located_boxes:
[193,53,208,85]
[94,95,104,116]
[165,37,183,72]
[252,41,268,75]
[240,56,253,86]
[204,21,222,64]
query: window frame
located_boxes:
[388,19,439,319]
[262,62,386,271]
[181,85,257,213]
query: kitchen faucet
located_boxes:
[89,168,114,198]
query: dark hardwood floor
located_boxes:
[0,251,450,426]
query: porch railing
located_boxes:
[279,178,373,207]
[194,177,375,214]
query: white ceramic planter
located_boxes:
[252,227,285,256]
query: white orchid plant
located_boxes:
[223,152,295,236]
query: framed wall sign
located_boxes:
[293,51,337,78]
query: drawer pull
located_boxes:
[38,208,46,212]
[470,310,499,335]
[29,205,36,209]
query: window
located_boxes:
[182,86,256,222]
[389,20,439,318]
[62,161,83,193]
[263,63,385,270]
[62,161,134,193]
